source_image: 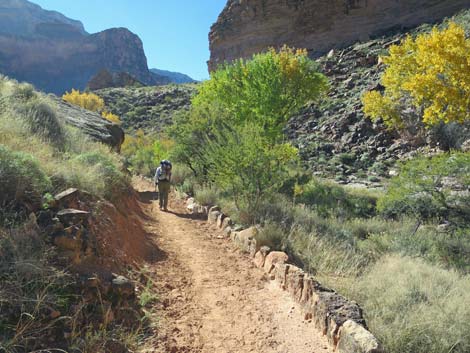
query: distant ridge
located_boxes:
[0,0,167,94]
[150,68,197,84]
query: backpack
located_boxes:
[161,160,172,170]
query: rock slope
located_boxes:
[286,9,470,184]
[0,0,166,94]
[95,84,197,132]
[50,96,125,151]
[209,0,470,70]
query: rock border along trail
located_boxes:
[134,179,333,353]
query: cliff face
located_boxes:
[0,0,86,38]
[209,0,470,70]
[0,0,165,94]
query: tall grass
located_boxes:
[0,76,129,210]
[0,76,140,352]
[348,256,470,353]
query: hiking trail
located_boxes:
[133,178,333,353]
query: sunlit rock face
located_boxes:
[208,0,470,70]
[0,0,164,94]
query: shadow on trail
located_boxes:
[165,209,206,221]
[137,190,159,204]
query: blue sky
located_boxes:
[32,0,227,80]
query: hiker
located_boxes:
[154,160,172,211]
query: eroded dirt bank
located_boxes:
[134,178,332,353]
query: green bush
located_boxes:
[194,185,220,206]
[297,179,378,218]
[203,124,298,221]
[429,228,470,272]
[73,152,128,200]
[171,46,328,201]
[170,163,193,186]
[0,145,51,224]
[256,223,286,251]
[378,152,470,224]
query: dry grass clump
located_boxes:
[0,76,129,213]
[348,256,470,353]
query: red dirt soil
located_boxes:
[133,177,333,353]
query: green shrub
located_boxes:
[170,163,193,186]
[429,228,470,272]
[179,178,195,196]
[194,185,220,206]
[203,124,298,221]
[350,256,470,353]
[256,223,286,251]
[297,179,378,218]
[0,145,51,224]
[73,152,128,200]
[378,152,470,224]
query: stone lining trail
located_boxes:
[134,179,333,353]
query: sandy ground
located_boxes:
[133,179,333,353]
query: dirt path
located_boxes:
[134,179,333,353]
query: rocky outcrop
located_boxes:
[0,0,166,94]
[51,96,125,151]
[209,0,470,70]
[285,11,470,185]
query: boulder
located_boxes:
[56,209,89,225]
[208,205,221,214]
[303,290,366,343]
[216,213,225,228]
[223,226,232,238]
[263,251,289,273]
[208,210,222,225]
[52,96,125,151]
[337,320,383,353]
[111,275,135,298]
[273,263,290,289]
[232,226,258,253]
[253,246,271,268]
[54,188,80,209]
[300,274,333,306]
[221,217,232,229]
[284,265,305,302]
[187,202,195,213]
[186,198,196,212]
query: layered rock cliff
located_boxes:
[0,0,166,94]
[209,0,470,70]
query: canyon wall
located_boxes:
[209,0,470,70]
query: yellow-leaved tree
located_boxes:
[362,22,470,129]
[101,111,122,124]
[62,89,121,124]
[62,89,105,112]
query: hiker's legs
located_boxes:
[163,189,169,210]
[158,181,170,210]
